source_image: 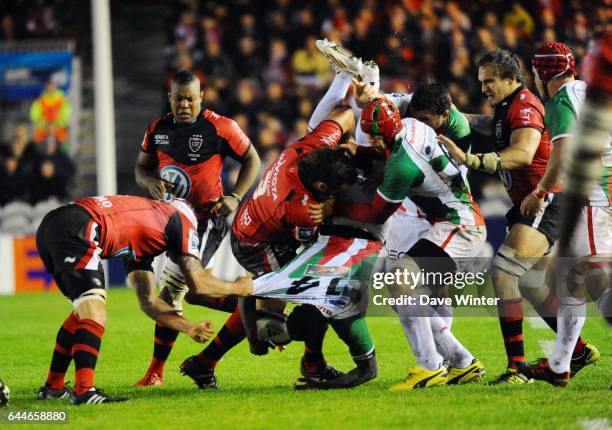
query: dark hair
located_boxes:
[478,48,525,83]
[172,70,199,87]
[409,82,452,115]
[298,147,358,195]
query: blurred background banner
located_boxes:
[0,50,72,100]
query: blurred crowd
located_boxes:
[161,0,607,187]
[0,0,83,41]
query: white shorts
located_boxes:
[383,201,431,262]
[569,206,612,257]
[421,222,487,272]
[253,234,383,319]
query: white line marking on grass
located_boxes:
[526,316,549,329]
[578,418,611,430]
[538,339,555,356]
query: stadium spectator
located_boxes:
[30,79,70,148]
[30,132,76,204]
[0,124,38,206]
[291,36,332,88]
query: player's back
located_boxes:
[75,195,192,260]
[383,118,483,226]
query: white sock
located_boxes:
[432,304,453,329]
[430,313,474,368]
[397,304,443,370]
[308,71,353,132]
[549,296,587,374]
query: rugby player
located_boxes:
[340,98,486,390]
[134,70,260,386]
[35,196,252,404]
[517,43,608,386]
[438,48,598,384]
[179,105,359,388]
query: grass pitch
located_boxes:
[1,288,610,430]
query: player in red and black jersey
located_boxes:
[439,49,574,384]
[35,196,252,404]
[179,106,359,389]
[134,70,260,385]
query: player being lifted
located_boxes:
[337,98,486,390]
[516,43,609,386]
[35,196,252,404]
[179,105,359,389]
[134,70,260,386]
[439,48,599,384]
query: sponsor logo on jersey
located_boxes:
[319,129,342,146]
[64,256,76,263]
[304,264,350,278]
[160,165,192,199]
[155,134,169,145]
[519,107,533,125]
[253,152,287,201]
[189,135,203,153]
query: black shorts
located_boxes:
[506,193,561,246]
[230,231,299,278]
[36,204,106,301]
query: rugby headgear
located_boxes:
[360,98,403,143]
[532,42,576,82]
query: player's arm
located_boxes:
[437,127,541,173]
[128,268,214,343]
[135,151,173,201]
[177,255,253,297]
[520,137,566,216]
[339,192,399,224]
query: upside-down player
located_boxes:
[35,196,252,404]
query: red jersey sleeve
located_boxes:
[215,115,252,159]
[283,199,319,241]
[141,116,164,154]
[291,120,344,153]
[508,91,545,133]
[165,211,200,262]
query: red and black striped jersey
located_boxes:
[492,86,557,204]
[141,109,252,220]
[75,195,200,263]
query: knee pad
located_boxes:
[159,267,188,312]
[493,245,534,279]
[286,304,327,342]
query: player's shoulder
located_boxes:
[514,88,544,109]
[203,109,244,136]
[147,113,173,132]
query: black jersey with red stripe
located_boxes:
[141,109,251,220]
[75,196,200,263]
[492,86,557,204]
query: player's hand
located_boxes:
[352,79,378,108]
[188,321,215,343]
[211,195,240,217]
[437,134,467,165]
[307,203,324,224]
[146,178,174,201]
[236,275,254,296]
[339,140,358,157]
[520,191,545,217]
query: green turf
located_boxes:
[0,288,610,430]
